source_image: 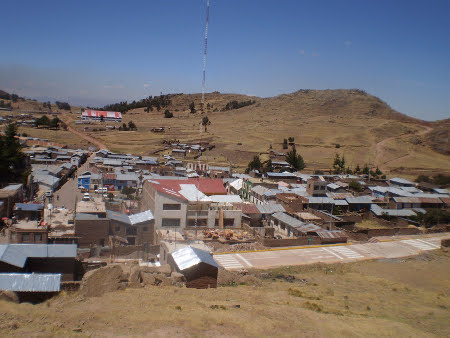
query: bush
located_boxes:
[349,180,362,192]
[164,110,173,118]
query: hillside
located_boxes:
[1,251,450,336]
[2,88,449,178]
[71,89,449,178]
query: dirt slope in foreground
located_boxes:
[1,250,449,337]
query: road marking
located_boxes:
[236,254,253,267]
[322,247,344,260]
[401,239,437,251]
[330,246,364,259]
[415,239,440,249]
[214,255,244,269]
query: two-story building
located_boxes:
[141,178,242,229]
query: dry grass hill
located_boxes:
[1,250,450,336]
[2,89,449,178]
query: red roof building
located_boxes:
[81,110,122,122]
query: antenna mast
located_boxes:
[201,0,210,112]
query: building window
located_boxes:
[35,234,42,242]
[143,226,148,232]
[115,226,120,232]
[22,233,31,242]
[163,204,181,211]
[162,218,180,227]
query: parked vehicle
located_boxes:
[82,193,91,201]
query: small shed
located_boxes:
[168,246,220,289]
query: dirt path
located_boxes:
[375,125,433,169]
[62,116,107,150]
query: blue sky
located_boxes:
[1,0,449,120]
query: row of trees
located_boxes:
[0,100,12,109]
[55,101,71,110]
[221,100,256,111]
[415,174,450,187]
[34,115,61,129]
[332,154,385,178]
[118,121,137,131]
[246,146,305,173]
[101,94,172,113]
[0,123,30,186]
[0,91,20,102]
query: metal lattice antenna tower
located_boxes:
[201,0,210,111]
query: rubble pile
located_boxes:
[80,263,186,297]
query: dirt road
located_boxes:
[62,116,107,150]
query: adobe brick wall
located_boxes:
[258,236,321,247]
[75,218,110,248]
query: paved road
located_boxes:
[213,233,449,270]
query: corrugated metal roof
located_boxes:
[129,210,154,225]
[171,246,220,271]
[345,196,374,204]
[371,204,416,217]
[256,203,285,214]
[389,177,414,185]
[0,273,61,292]
[14,203,44,211]
[0,244,77,268]
[209,195,242,203]
[392,197,443,204]
[308,197,335,204]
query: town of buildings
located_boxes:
[0,117,449,299]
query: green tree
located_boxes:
[202,116,210,131]
[333,154,346,173]
[164,110,173,118]
[128,121,137,130]
[246,155,263,172]
[189,101,196,114]
[285,146,305,171]
[50,117,60,129]
[100,115,104,123]
[0,123,30,186]
[107,192,114,202]
[35,115,51,128]
[283,138,288,149]
[349,180,362,192]
[122,186,136,199]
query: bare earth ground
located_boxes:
[1,250,449,337]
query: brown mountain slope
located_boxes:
[3,89,448,178]
[65,89,447,178]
